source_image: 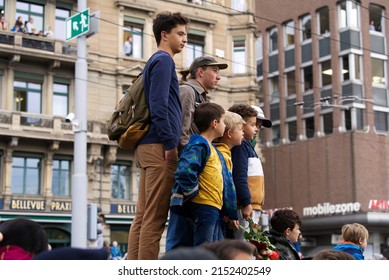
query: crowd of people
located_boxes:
[0,15,53,37]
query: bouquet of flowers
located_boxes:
[241,218,280,260]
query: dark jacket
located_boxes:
[263,229,301,260]
[139,50,182,150]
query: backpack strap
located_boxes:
[182,82,202,106]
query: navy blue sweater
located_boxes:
[139,50,182,150]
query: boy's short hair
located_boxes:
[224,111,245,132]
[153,12,190,46]
[228,104,257,121]
[270,209,302,234]
[313,249,355,260]
[341,223,369,244]
[201,239,256,260]
[194,102,225,133]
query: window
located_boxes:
[317,6,330,35]
[341,54,361,81]
[345,108,364,131]
[269,76,279,102]
[55,8,70,40]
[233,37,246,73]
[272,124,280,145]
[53,82,69,117]
[186,32,205,67]
[11,154,42,195]
[321,60,332,87]
[339,0,359,29]
[111,162,132,200]
[302,65,313,91]
[0,0,4,14]
[256,33,263,60]
[284,21,294,47]
[232,0,245,12]
[285,71,296,96]
[268,27,278,53]
[322,112,333,135]
[371,57,386,85]
[16,1,44,34]
[374,111,389,132]
[52,158,71,196]
[304,116,315,138]
[123,17,144,59]
[369,4,384,32]
[287,120,297,142]
[300,14,312,41]
[14,80,42,113]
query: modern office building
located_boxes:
[0,0,258,253]
[256,0,389,257]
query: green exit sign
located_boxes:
[66,9,90,41]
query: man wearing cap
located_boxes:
[165,56,228,252]
[178,55,228,152]
[228,104,272,241]
[250,105,272,148]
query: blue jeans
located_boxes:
[165,208,195,252]
[187,202,223,246]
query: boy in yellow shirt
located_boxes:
[168,102,227,246]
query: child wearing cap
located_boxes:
[228,104,272,240]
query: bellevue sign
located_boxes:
[66,8,90,41]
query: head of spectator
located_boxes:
[0,218,49,260]
[313,249,355,260]
[270,209,302,244]
[160,246,218,260]
[189,56,228,91]
[201,240,256,260]
[33,247,109,260]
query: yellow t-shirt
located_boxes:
[191,145,223,209]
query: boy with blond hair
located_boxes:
[332,223,369,260]
[214,111,245,235]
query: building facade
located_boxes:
[0,0,258,253]
[256,0,389,258]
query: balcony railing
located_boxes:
[0,31,77,57]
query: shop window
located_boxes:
[52,158,71,196]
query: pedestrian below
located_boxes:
[165,55,228,252]
[0,218,49,260]
[168,102,226,247]
[228,104,272,240]
[126,11,189,260]
[262,209,302,260]
[110,240,122,260]
[201,239,256,260]
[332,223,369,260]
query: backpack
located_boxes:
[106,73,150,150]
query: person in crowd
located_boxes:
[313,249,355,260]
[34,247,109,260]
[110,240,122,260]
[262,209,302,260]
[44,26,54,37]
[214,111,245,238]
[124,36,133,56]
[165,55,228,252]
[160,246,218,260]
[11,17,26,33]
[0,218,49,260]
[228,104,272,240]
[126,11,189,260]
[332,223,369,260]
[201,239,256,260]
[25,17,34,34]
[369,20,376,31]
[168,102,226,247]
[0,15,8,30]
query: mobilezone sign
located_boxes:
[303,202,361,217]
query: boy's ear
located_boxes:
[0,232,3,242]
[227,129,232,139]
[284,228,291,237]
